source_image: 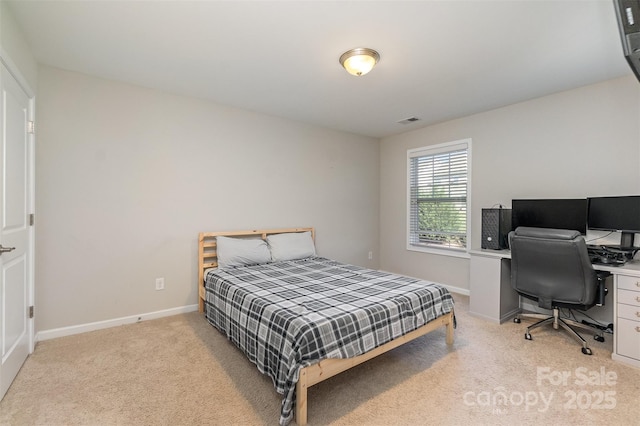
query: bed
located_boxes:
[198,227,455,425]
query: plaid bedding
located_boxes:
[204,256,454,425]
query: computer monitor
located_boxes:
[511,199,587,234]
[587,195,640,249]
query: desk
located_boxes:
[469,249,640,368]
[468,249,518,323]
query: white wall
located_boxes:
[380,76,640,291]
[36,66,380,332]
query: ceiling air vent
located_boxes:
[397,116,420,125]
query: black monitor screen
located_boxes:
[511,199,587,234]
[587,196,640,233]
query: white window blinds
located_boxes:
[408,140,470,252]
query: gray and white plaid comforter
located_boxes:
[204,256,454,425]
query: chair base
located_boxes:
[514,308,604,355]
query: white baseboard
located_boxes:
[441,284,470,296]
[36,304,199,342]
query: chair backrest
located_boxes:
[509,227,597,309]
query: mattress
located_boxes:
[204,256,454,425]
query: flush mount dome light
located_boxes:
[339,48,380,76]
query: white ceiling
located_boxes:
[6,0,633,138]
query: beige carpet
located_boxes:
[1,294,638,425]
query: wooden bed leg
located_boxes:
[296,368,308,426]
[446,312,454,346]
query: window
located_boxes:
[407,139,471,256]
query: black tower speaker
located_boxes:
[481,208,512,250]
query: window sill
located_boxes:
[406,245,471,259]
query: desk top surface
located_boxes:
[470,248,640,276]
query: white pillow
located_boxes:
[216,236,272,268]
[267,231,316,262]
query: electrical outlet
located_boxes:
[368,251,373,260]
[155,277,165,291]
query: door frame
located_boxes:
[0,50,35,354]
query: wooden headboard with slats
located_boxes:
[197,227,315,312]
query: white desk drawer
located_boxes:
[618,302,640,321]
[616,318,640,360]
[617,275,640,292]
[618,289,640,307]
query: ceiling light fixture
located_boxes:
[339,48,380,76]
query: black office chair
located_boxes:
[509,227,610,355]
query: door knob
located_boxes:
[0,245,16,254]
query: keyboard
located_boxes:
[587,245,627,266]
[590,255,626,266]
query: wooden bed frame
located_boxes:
[198,227,454,425]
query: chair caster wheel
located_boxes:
[582,347,593,355]
[513,317,521,324]
[594,335,605,342]
[525,333,532,340]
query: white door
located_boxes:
[0,61,33,399]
